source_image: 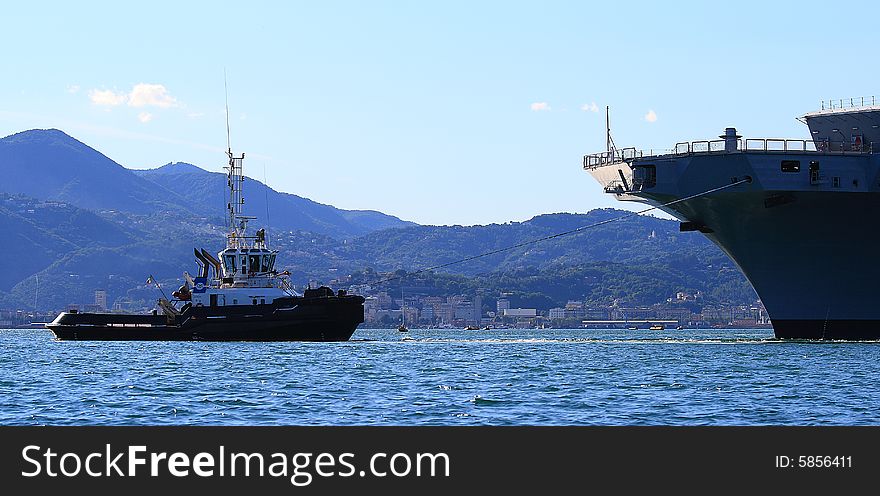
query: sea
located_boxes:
[1,327,878,426]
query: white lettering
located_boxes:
[370,453,388,477]
[230,452,264,477]
[106,444,124,476]
[44,449,58,477]
[150,452,167,476]
[167,452,190,477]
[337,453,356,477]
[268,453,287,477]
[128,446,147,476]
[192,453,214,477]
[390,453,411,476]
[21,445,41,477]
[59,453,81,476]
[314,453,335,477]
[416,452,450,476]
[290,453,312,487]
[85,453,102,477]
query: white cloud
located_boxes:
[580,102,599,112]
[66,85,80,94]
[89,89,127,106]
[530,102,551,112]
[87,83,179,110]
[138,112,153,123]
[128,83,178,108]
[644,109,658,123]
[186,112,205,119]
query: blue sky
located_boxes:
[1,1,876,225]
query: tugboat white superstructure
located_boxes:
[47,146,365,341]
[191,148,292,311]
[584,99,880,340]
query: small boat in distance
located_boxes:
[649,324,665,331]
[398,288,409,332]
[46,143,365,341]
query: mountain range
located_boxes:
[0,129,756,312]
[133,161,415,237]
[0,129,413,237]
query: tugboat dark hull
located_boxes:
[46,295,365,342]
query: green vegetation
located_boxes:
[0,129,758,312]
[0,193,757,312]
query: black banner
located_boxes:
[1,426,876,492]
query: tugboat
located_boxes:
[46,147,365,341]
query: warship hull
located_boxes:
[668,189,880,340]
[585,115,880,340]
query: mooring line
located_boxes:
[371,177,751,286]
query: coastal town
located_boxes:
[1,284,771,330]
[354,288,771,329]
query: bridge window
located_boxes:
[223,255,236,274]
[781,160,800,172]
[249,255,260,273]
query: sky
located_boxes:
[1,1,877,226]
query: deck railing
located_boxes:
[583,138,874,169]
[582,147,645,168]
[821,96,877,111]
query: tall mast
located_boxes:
[605,105,617,155]
[223,76,252,250]
[225,71,232,156]
[225,150,248,249]
[606,105,610,153]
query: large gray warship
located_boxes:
[584,98,880,340]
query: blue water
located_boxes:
[1,327,878,425]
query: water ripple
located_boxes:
[1,327,879,425]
